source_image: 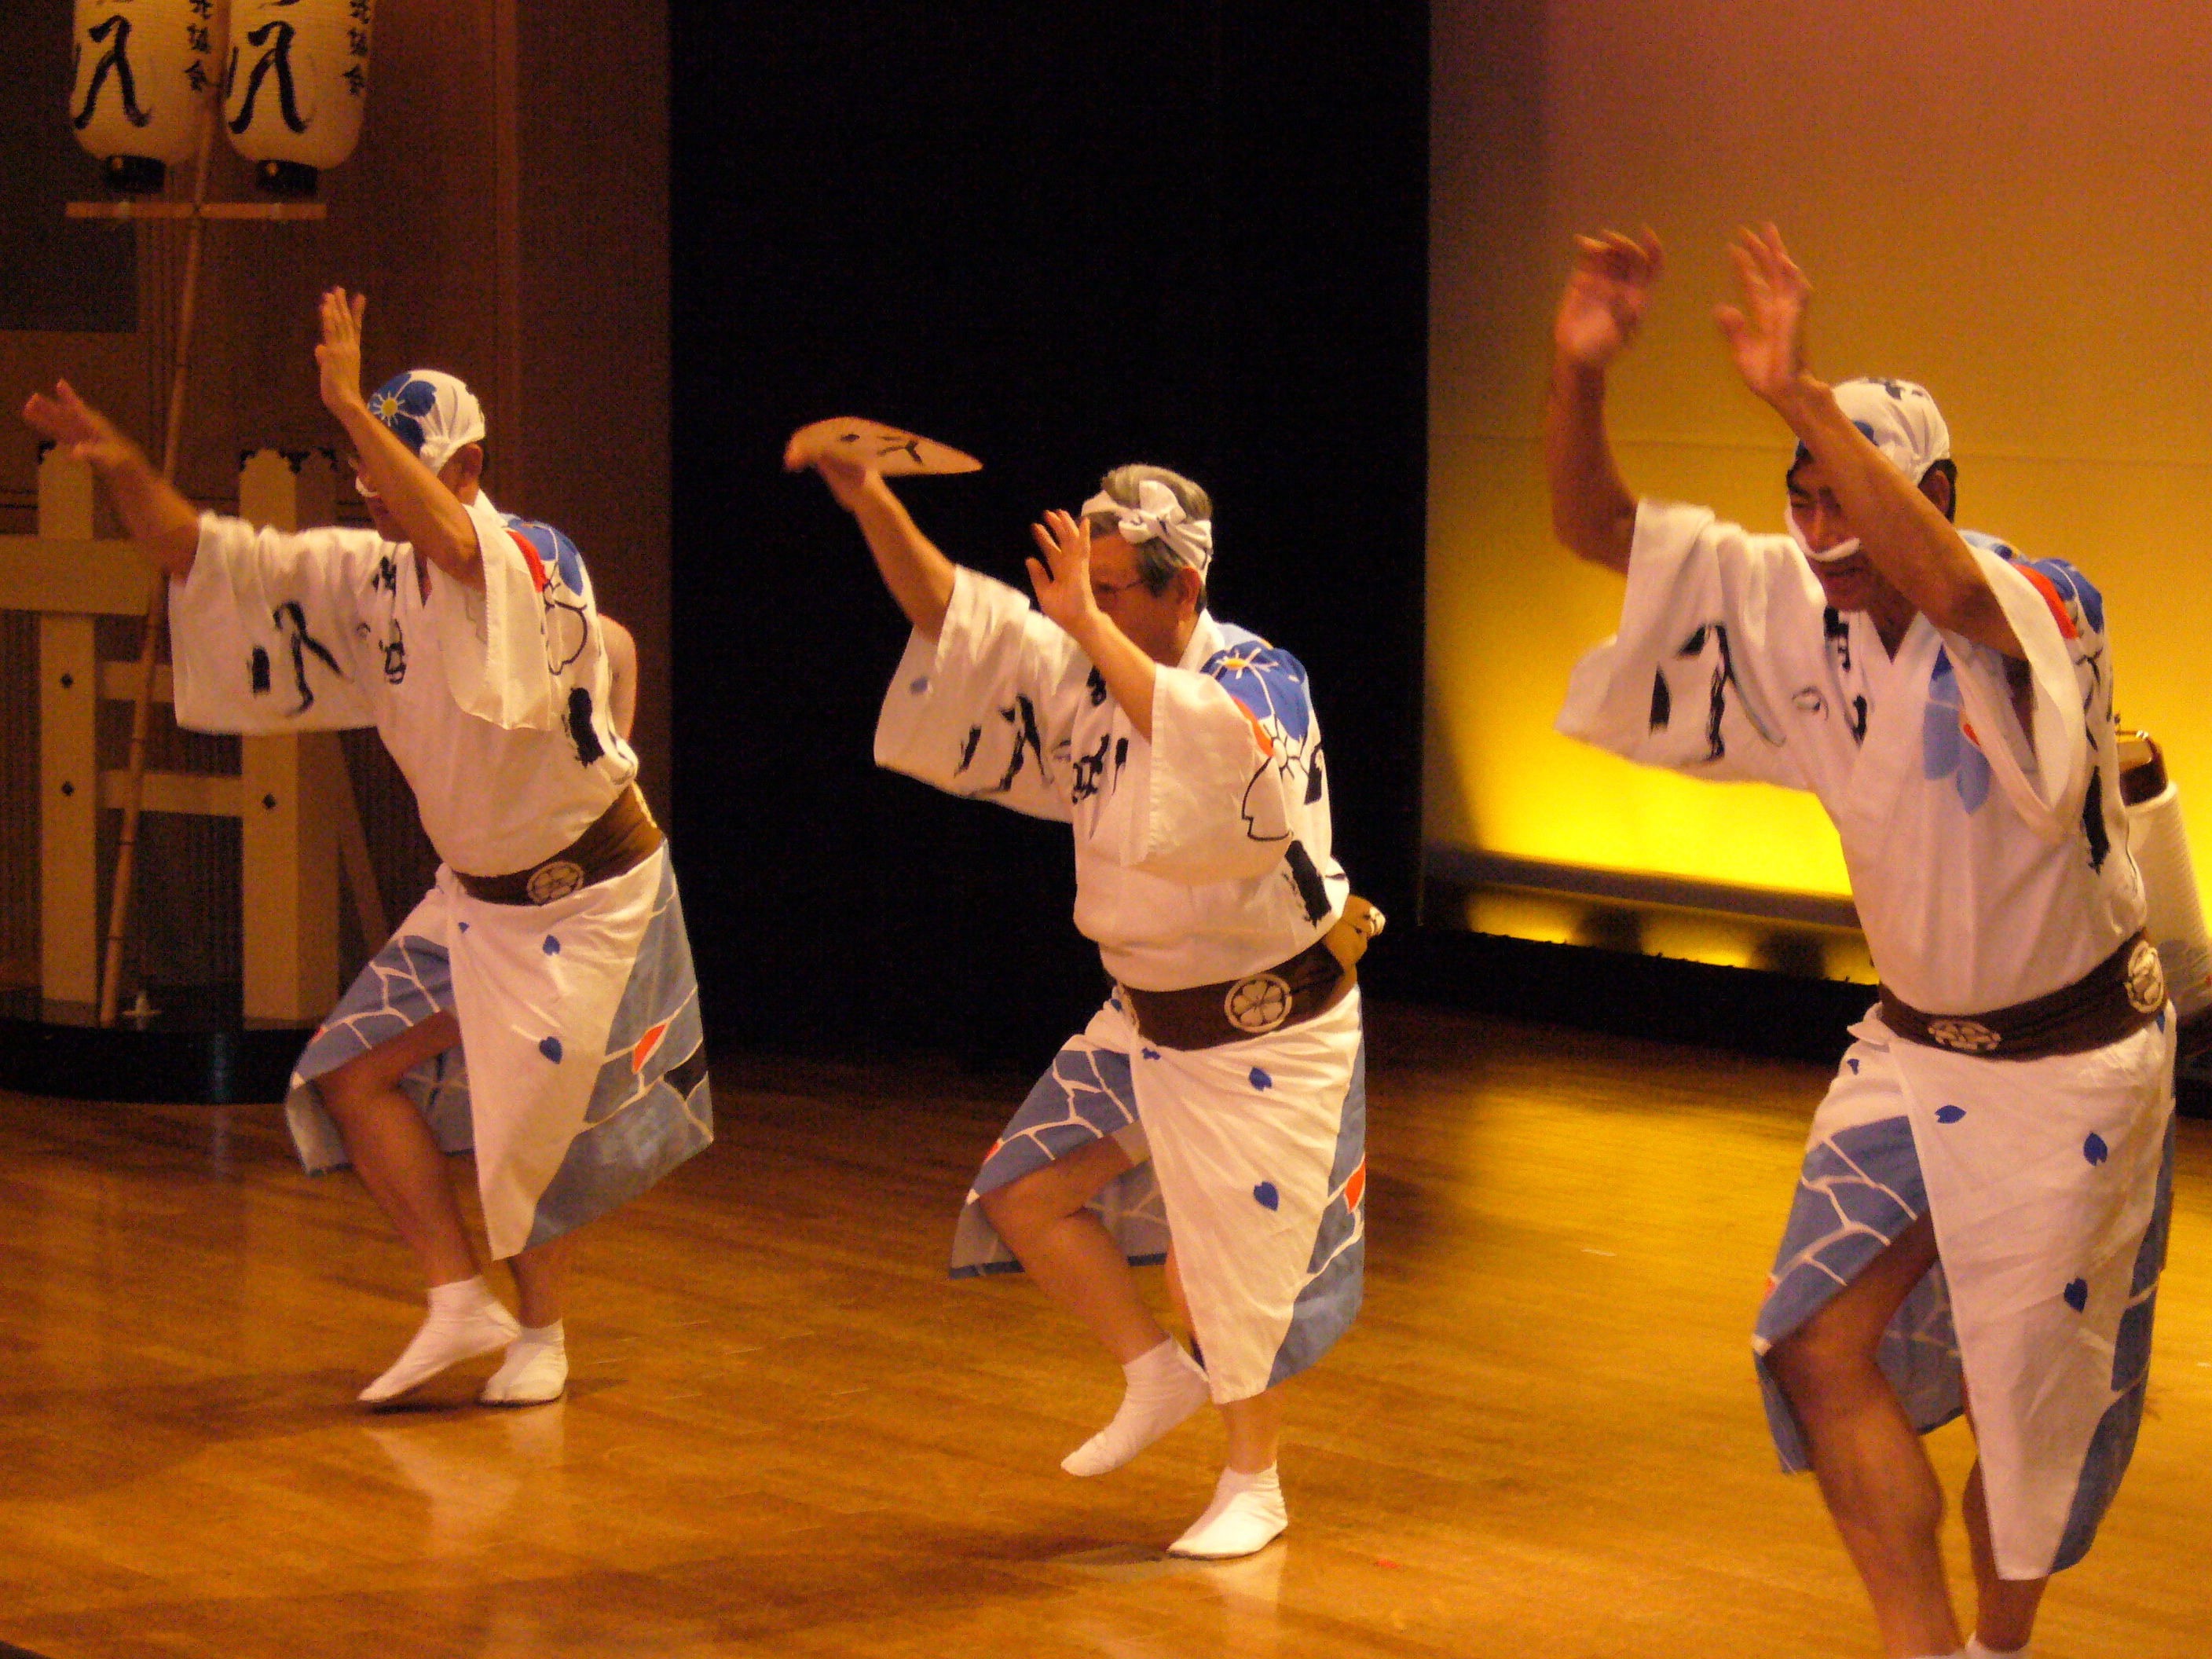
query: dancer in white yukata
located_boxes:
[1542,226,2174,1659]
[792,446,1376,1558]
[24,291,711,1408]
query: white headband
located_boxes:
[360,369,487,496]
[1788,376,1950,565]
[1080,478,1214,577]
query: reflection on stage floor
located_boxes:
[1,1005,2205,1657]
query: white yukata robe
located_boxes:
[879,567,1367,1404]
[1557,499,2174,1578]
[170,493,712,1260]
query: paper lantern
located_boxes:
[70,0,229,194]
[223,0,374,196]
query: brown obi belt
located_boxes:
[1120,896,1385,1052]
[454,784,664,906]
[1878,932,2167,1060]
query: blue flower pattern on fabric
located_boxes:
[1203,626,1313,743]
[504,517,587,595]
[1998,544,2105,638]
[1935,1104,1965,1124]
[538,1036,563,1064]
[2084,1132,2108,1166]
[366,372,439,456]
[1923,649,1991,814]
[1253,1181,1280,1210]
[2064,1277,2089,1313]
[1249,1066,1273,1091]
[542,935,562,956]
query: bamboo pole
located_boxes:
[98,109,216,1028]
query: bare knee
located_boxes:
[980,1172,1065,1245]
[317,1015,459,1122]
[1767,1310,1880,1413]
[317,1051,383,1121]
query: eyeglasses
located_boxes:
[1091,575,1161,603]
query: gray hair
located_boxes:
[1084,463,1213,599]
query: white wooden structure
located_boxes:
[0,449,382,1022]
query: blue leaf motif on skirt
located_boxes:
[1249,1067,1273,1091]
[539,1036,564,1064]
[2063,1277,2089,1313]
[2084,1132,2109,1166]
[1252,1181,1280,1210]
[1935,1104,1966,1124]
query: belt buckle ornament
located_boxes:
[2125,938,2168,1013]
[526,859,588,905]
[1224,972,1293,1035]
[1925,1016,2002,1054]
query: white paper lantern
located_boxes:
[223,0,374,196]
[71,0,229,194]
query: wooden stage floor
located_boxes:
[0,1005,2206,1658]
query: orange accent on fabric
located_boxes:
[1342,1158,1366,1210]
[2015,564,2078,641]
[1227,696,1276,757]
[510,529,549,594]
[630,1020,669,1074]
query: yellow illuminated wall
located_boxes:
[1429,2,2212,911]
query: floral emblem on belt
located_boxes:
[1224,972,1293,1035]
[1925,1016,2002,1053]
[526,859,588,905]
[2125,938,2167,1013]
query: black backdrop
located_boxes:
[668,3,1429,1068]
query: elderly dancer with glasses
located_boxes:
[25,290,712,1408]
[794,448,1377,1558]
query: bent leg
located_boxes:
[319,1014,518,1402]
[318,1012,477,1287]
[984,1138,1207,1475]
[1767,1211,1959,1657]
[981,1135,1167,1364]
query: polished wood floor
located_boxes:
[0,1005,2206,1658]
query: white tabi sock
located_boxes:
[358,1276,519,1404]
[1965,1641,2030,1658]
[1060,1339,1210,1477]
[1166,1463,1287,1559]
[480,1320,569,1406]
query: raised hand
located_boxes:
[784,441,880,515]
[315,287,370,418]
[1713,224,1812,405]
[1026,508,1103,639]
[1555,229,1664,371]
[22,380,144,476]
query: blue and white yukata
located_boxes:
[877,567,1368,1404]
[171,492,711,1260]
[1558,498,2174,1579]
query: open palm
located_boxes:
[1555,229,1664,369]
[1714,225,1811,403]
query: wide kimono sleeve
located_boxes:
[1555,497,1810,789]
[421,493,585,733]
[1928,539,2097,846]
[168,513,377,732]
[873,565,1085,823]
[1100,637,1319,886]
